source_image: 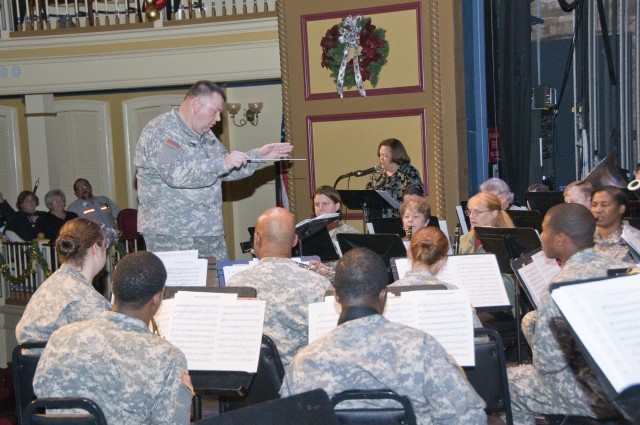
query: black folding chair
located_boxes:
[330,389,417,425]
[12,341,47,425]
[22,397,108,425]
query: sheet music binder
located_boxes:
[294,214,340,261]
[510,247,561,309]
[473,226,541,274]
[550,275,640,423]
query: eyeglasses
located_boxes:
[464,209,491,217]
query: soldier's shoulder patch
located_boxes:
[164,138,182,152]
[181,370,194,395]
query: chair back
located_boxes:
[464,327,513,425]
[23,397,108,425]
[194,389,340,425]
[330,389,417,425]
[12,341,47,425]
[116,209,145,252]
[220,334,285,412]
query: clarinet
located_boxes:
[452,223,461,255]
[404,226,413,241]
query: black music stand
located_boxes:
[338,190,400,228]
[473,227,541,275]
[337,233,406,283]
[506,210,543,232]
[525,191,564,216]
[294,216,340,261]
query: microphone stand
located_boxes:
[333,174,352,188]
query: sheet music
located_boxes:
[393,258,411,280]
[402,290,475,366]
[296,213,340,229]
[552,275,640,393]
[308,292,473,366]
[456,206,469,234]
[153,250,208,287]
[515,251,560,308]
[223,264,256,283]
[159,297,266,372]
[375,190,400,209]
[437,254,510,308]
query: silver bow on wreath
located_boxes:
[337,14,367,99]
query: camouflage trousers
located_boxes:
[143,234,228,260]
[507,365,596,425]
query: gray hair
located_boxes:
[480,177,514,204]
[44,189,67,209]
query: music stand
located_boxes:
[338,190,400,227]
[506,210,543,232]
[473,227,541,275]
[294,216,340,261]
[337,233,406,283]
[370,217,404,236]
[525,191,564,216]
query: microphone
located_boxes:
[347,165,381,177]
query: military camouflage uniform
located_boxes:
[281,311,487,425]
[522,248,634,345]
[16,263,111,344]
[329,221,359,245]
[226,257,332,365]
[593,221,640,262]
[135,107,261,260]
[68,196,120,228]
[366,163,424,218]
[34,311,192,425]
[509,247,630,424]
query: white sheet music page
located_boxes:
[551,275,640,393]
[393,258,411,280]
[161,296,265,372]
[153,250,208,287]
[308,299,341,344]
[401,290,475,366]
[437,254,510,308]
[516,251,560,308]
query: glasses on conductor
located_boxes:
[464,209,491,217]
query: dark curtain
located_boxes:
[496,0,532,204]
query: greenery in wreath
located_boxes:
[320,17,389,89]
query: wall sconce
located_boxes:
[227,102,263,127]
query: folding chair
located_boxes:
[12,341,47,425]
[464,327,513,425]
[22,397,108,425]
[330,389,417,425]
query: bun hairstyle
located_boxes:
[56,218,105,268]
[409,227,449,269]
[468,192,515,228]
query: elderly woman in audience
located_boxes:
[591,185,640,262]
[0,190,48,242]
[16,218,114,345]
[399,197,431,242]
[40,189,78,241]
[313,185,359,245]
[563,180,593,210]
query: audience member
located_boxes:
[33,251,192,425]
[365,138,424,219]
[313,185,359,245]
[562,180,593,210]
[591,185,640,262]
[399,197,431,241]
[281,247,487,424]
[40,189,78,241]
[67,178,120,228]
[134,80,292,260]
[15,218,112,344]
[226,207,332,365]
[480,177,525,210]
[509,203,631,423]
[0,190,47,242]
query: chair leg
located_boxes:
[192,394,201,420]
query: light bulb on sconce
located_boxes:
[226,102,263,127]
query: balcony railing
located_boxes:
[1,0,275,34]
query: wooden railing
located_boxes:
[2,0,275,34]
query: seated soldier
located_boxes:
[281,247,487,424]
[226,207,332,366]
[511,203,632,424]
[34,251,192,425]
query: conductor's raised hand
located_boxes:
[224,151,250,170]
[258,142,293,159]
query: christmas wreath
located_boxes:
[320,15,389,96]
